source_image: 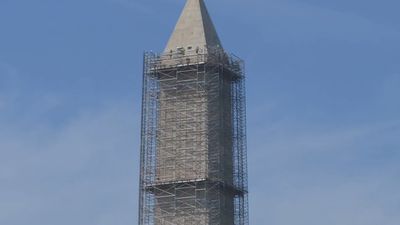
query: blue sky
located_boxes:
[1,0,400,224]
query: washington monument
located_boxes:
[138,0,249,224]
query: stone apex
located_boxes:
[164,0,223,53]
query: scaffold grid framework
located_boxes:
[139,48,248,225]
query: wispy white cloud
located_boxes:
[0,99,140,225]
[248,112,400,225]
[254,172,400,225]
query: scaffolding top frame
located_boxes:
[145,47,245,80]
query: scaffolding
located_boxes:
[139,48,248,225]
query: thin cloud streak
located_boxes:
[0,101,140,225]
[248,113,400,225]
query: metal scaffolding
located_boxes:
[139,48,248,225]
